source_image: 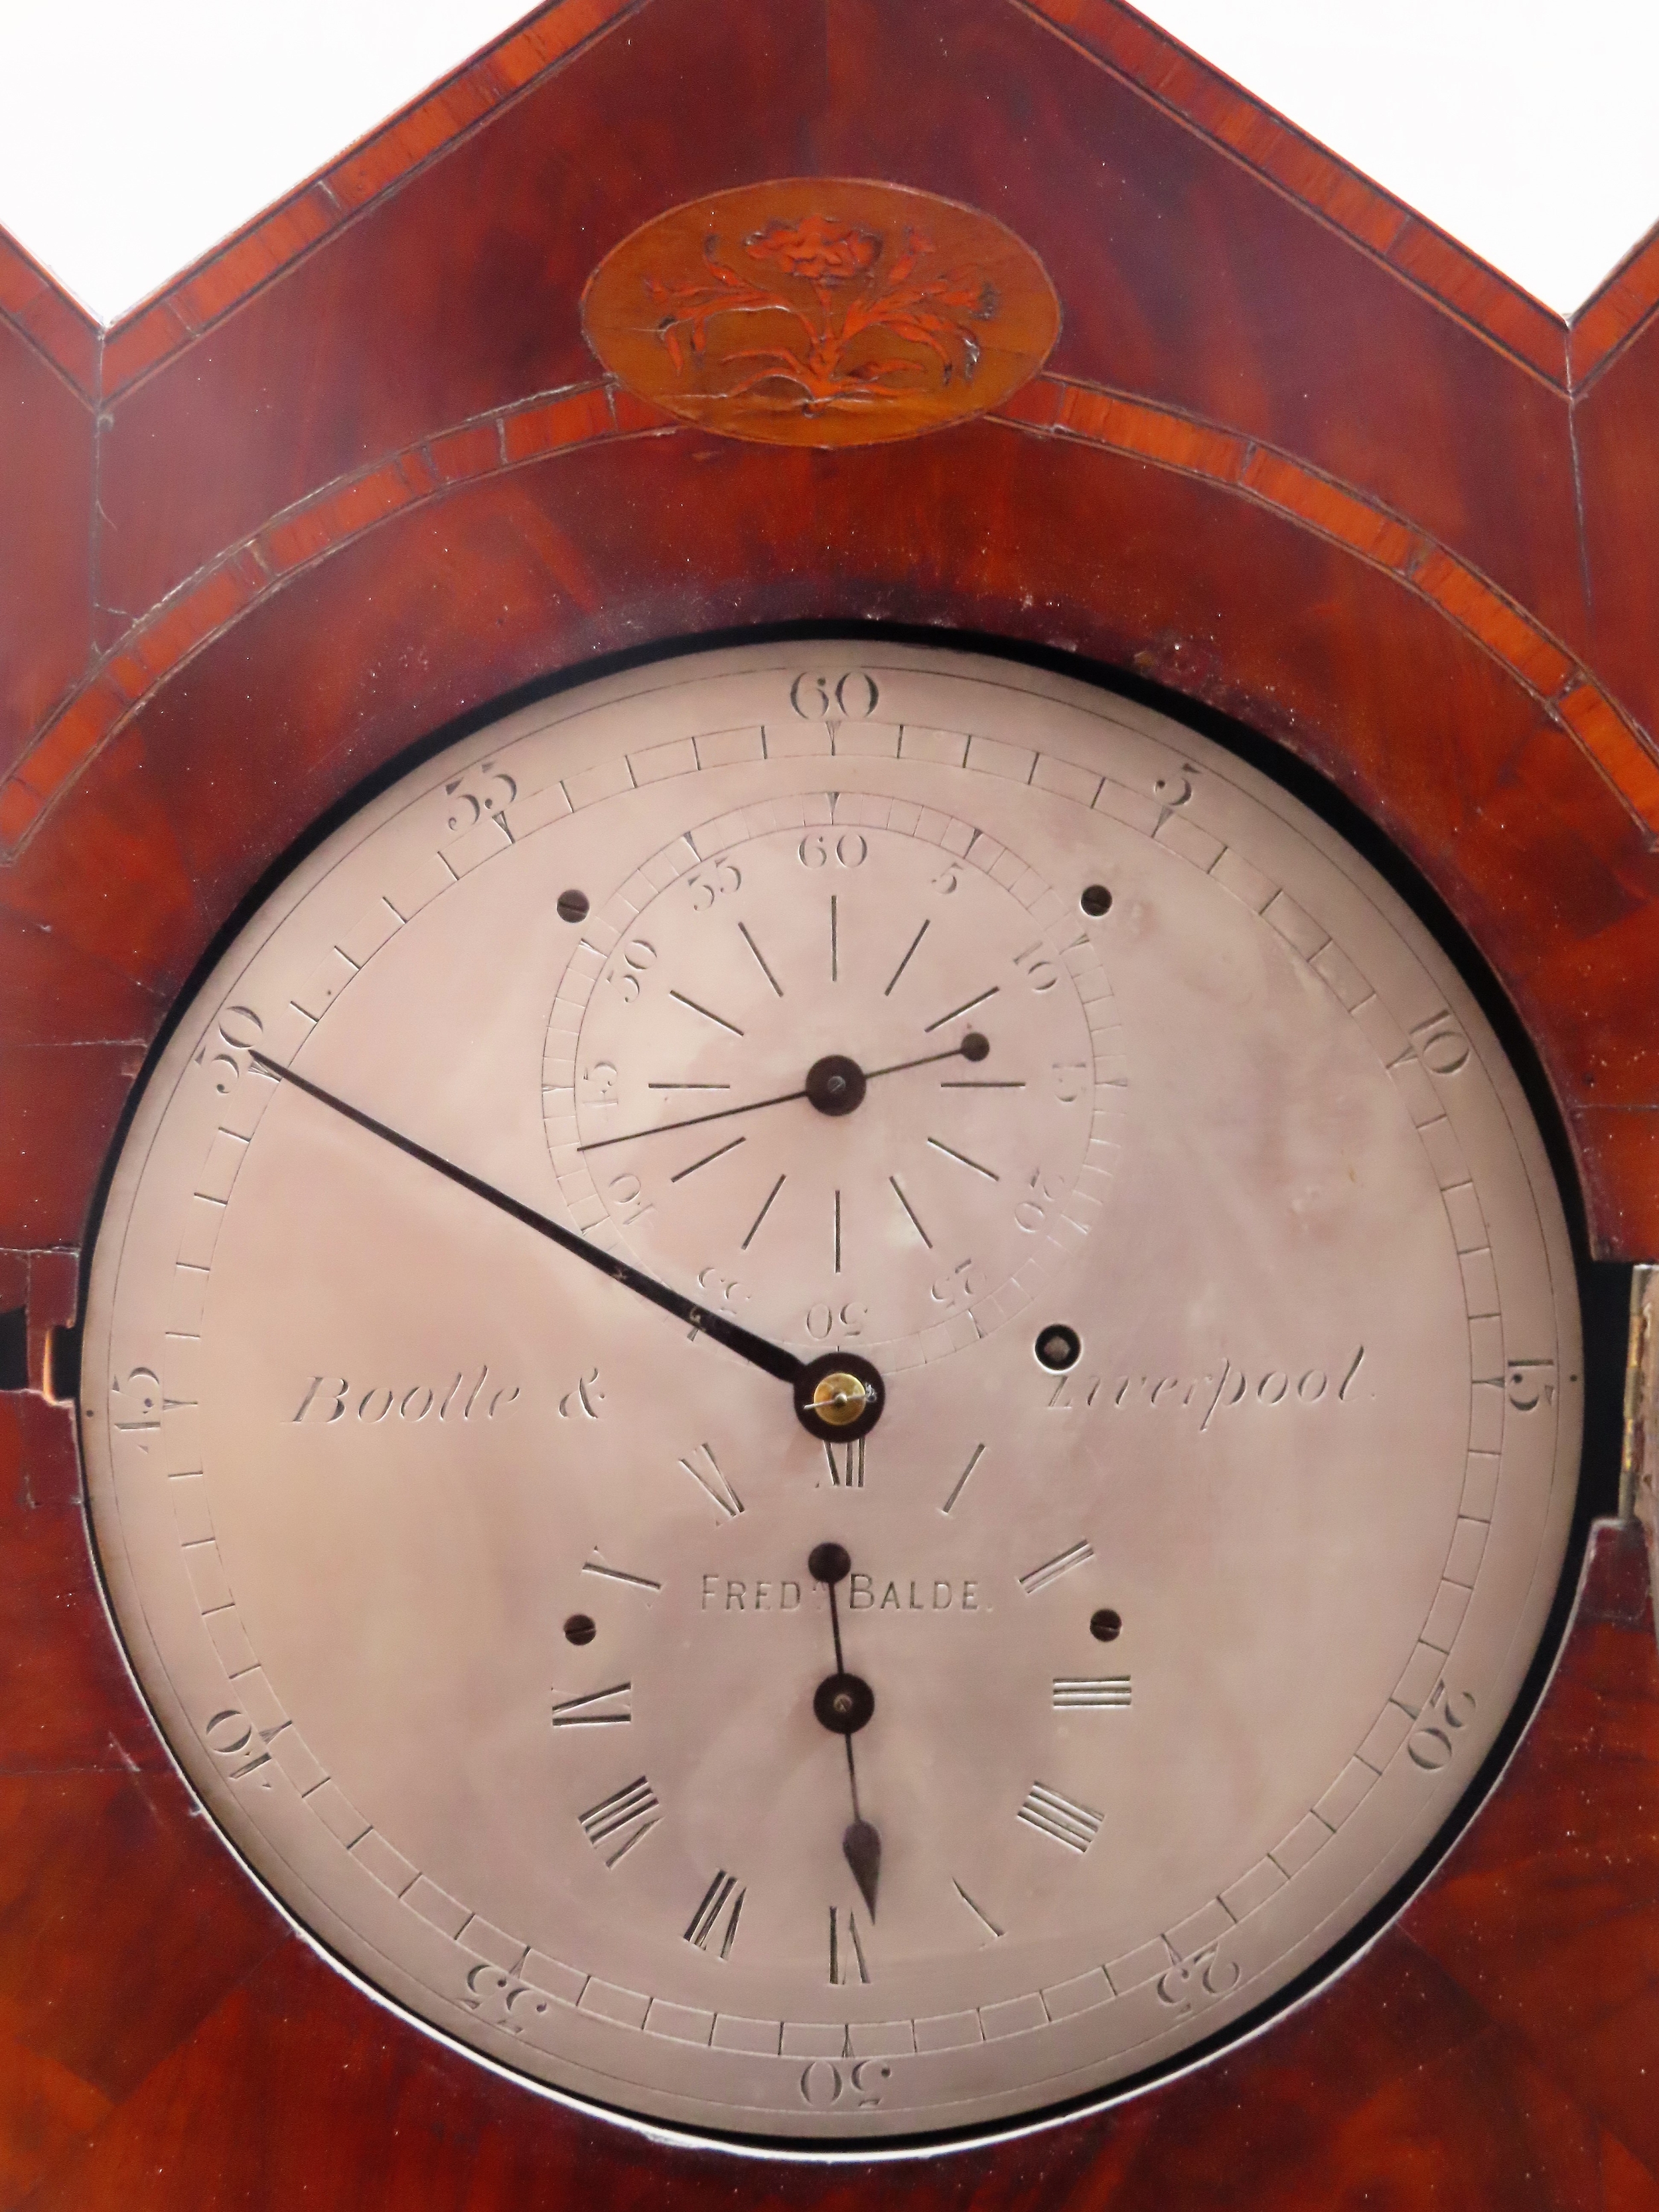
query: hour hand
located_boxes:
[810,1542,881,1919]
[843,1819,881,1921]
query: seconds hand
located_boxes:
[248,1049,805,1386]
[578,1033,990,1155]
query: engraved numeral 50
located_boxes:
[798,832,868,870]
[605,939,657,1001]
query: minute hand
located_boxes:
[249,1051,804,1386]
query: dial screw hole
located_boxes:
[1035,1324,1082,1372]
[557,889,590,924]
[563,1613,597,1646]
[1080,883,1113,917]
[1090,1608,1122,1643]
[962,1031,990,1063]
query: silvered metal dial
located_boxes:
[80,643,1581,2144]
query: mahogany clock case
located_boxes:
[56,626,1630,2156]
[3,0,1659,2191]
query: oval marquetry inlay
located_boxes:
[581,179,1060,448]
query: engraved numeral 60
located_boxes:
[605,939,657,1001]
[790,671,880,720]
[798,832,868,870]
[798,2057,891,2109]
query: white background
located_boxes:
[0,0,1653,322]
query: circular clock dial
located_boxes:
[80,644,1581,2144]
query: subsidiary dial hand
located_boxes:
[250,1050,806,1388]
[809,1542,881,1920]
[578,1031,991,1156]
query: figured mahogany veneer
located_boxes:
[4,0,1659,2200]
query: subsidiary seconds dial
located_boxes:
[80,642,1581,2146]
[546,805,1112,1364]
